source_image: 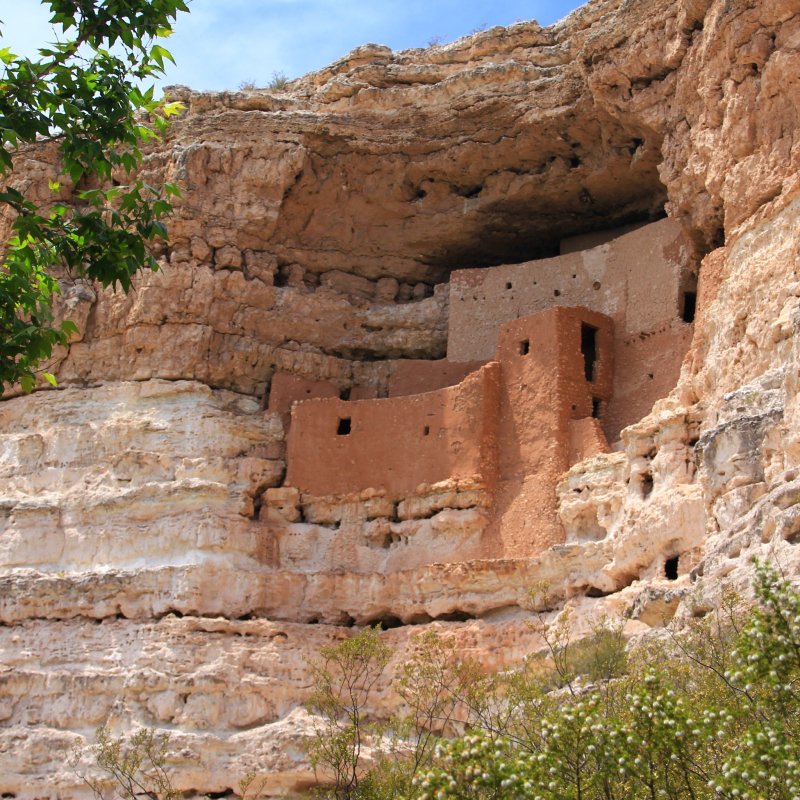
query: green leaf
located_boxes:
[41,371,58,387]
[0,0,189,394]
[149,45,167,71]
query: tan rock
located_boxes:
[190,236,212,262]
[214,244,242,269]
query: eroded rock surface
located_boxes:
[2,0,800,795]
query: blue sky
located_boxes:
[2,1,584,92]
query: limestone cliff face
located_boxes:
[2,0,800,795]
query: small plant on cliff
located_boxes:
[530,608,628,694]
[73,726,179,800]
[0,0,187,395]
[74,726,269,800]
[268,71,290,91]
[306,625,391,799]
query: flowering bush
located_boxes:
[408,563,800,800]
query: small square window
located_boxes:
[519,339,530,356]
[337,417,352,436]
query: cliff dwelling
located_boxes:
[269,216,697,571]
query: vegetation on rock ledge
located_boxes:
[305,563,800,800]
[77,563,800,800]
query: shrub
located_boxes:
[268,71,290,91]
[409,562,800,799]
[306,626,391,799]
[73,727,179,800]
[73,727,267,800]
[568,615,628,684]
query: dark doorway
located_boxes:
[581,323,598,382]
[682,292,697,323]
[665,556,679,580]
[337,417,352,436]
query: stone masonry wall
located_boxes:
[488,306,614,557]
[387,358,487,398]
[285,363,501,498]
[448,218,696,441]
[284,306,613,561]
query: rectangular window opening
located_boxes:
[591,398,602,419]
[519,339,530,356]
[682,291,697,323]
[665,555,679,580]
[339,387,351,401]
[260,377,272,411]
[581,323,598,382]
[423,425,430,436]
[336,417,352,436]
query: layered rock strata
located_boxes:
[1,0,800,795]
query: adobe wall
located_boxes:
[285,363,501,497]
[387,358,486,397]
[489,306,614,557]
[267,372,341,416]
[265,359,483,426]
[559,221,648,254]
[284,306,613,560]
[448,218,696,441]
[569,418,611,465]
[606,323,695,439]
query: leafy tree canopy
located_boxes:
[0,0,188,394]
